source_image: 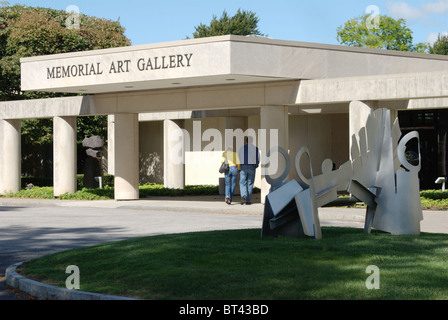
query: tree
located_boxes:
[0,4,130,177]
[190,9,265,38]
[0,5,130,101]
[429,34,448,55]
[0,5,130,146]
[337,14,428,53]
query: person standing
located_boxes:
[238,136,260,205]
[222,146,240,205]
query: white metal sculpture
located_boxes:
[350,109,423,235]
[262,108,423,239]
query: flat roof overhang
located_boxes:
[20,35,448,95]
[20,35,292,94]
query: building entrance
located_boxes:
[399,109,448,190]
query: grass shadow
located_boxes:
[18,227,448,300]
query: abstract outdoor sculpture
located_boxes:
[82,136,104,189]
[262,108,423,239]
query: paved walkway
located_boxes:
[2,195,447,233]
[1,195,447,300]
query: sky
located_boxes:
[2,0,448,46]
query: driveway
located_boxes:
[0,203,265,299]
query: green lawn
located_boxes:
[18,227,448,300]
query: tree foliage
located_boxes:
[0,4,130,101]
[337,14,428,53]
[429,34,448,55]
[191,9,265,38]
[0,4,130,146]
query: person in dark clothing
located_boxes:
[238,136,260,205]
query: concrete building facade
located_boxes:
[1,35,448,201]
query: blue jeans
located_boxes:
[225,166,239,201]
[239,164,256,203]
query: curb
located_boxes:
[120,204,264,215]
[0,198,367,218]
[0,198,264,215]
[5,262,139,300]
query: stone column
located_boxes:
[260,106,289,203]
[349,100,378,158]
[53,116,77,197]
[0,119,21,194]
[389,109,398,126]
[114,113,139,200]
[107,115,115,175]
[163,119,185,189]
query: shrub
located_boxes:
[139,183,219,197]
[1,183,221,200]
[420,189,448,209]
[76,174,114,189]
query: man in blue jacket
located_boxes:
[238,136,260,205]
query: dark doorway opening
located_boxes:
[398,109,448,190]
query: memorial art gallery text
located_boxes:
[46,53,193,79]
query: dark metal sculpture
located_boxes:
[82,136,104,189]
